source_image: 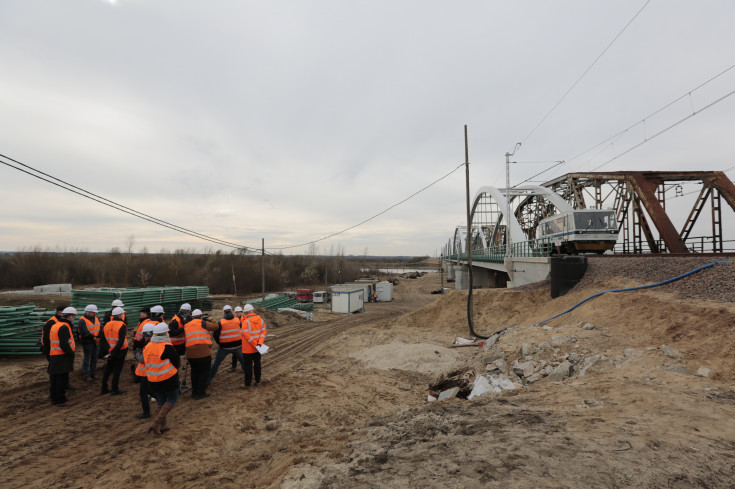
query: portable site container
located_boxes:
[331,288,364,314]
[344,282,372,298]
[376,281,393,302]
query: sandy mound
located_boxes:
[349,342,458,375]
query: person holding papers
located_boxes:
[240,304,267,388]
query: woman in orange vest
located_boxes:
[169,308,219,400]
[240,304,267,388]
[229,306,245,372]
[134,321,156,419]
[144,322,180,435]
[48,307,78,406]
[101,306,129,396]
[77,304,101,381]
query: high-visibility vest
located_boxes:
[143,341,177,383]
[135,319,157,375]
[184,319,212,347]
[218,317,242,343]
[104,320,129,351]
[49,322,75,356]
[81,316,101,337]
[135,318,156,342]
[41,315,62,346]
[242,313,266,353]
[169,315,186,346]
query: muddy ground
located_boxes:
[1,263,734,488]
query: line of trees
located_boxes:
[0,242,430,295]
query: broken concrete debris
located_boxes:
[467,374,519,400]
[696,367,712,378]
[661,344,682,360]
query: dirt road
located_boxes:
[1,271,734,488]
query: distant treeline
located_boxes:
[0,247,431,294]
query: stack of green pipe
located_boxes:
[71,285,213,318]
[245,296,315,312]
[0,304,50,355]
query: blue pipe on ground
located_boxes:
[534,261,731,327]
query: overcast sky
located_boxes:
[1,0,734,256]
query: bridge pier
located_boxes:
[505,257,552,288]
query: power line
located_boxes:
[0,153,258,251]
[520,0,652,146]
[1,152,465,254]
[267,163,466,250]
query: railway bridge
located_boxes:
[442,171,735,289]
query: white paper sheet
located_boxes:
[255,344,269,355]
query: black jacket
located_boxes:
[48,319,75,375]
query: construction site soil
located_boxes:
[1,256,734,488]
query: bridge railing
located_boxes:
[447,237,554,263]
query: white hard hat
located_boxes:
[84,304,98,313]
[142,322,156,334]
[234,306,243,312]
[112,299,124,307]
[111,306,125,316]
[192,309,203,317]
[151,305,164,314]
[180,303,192,311]
[243,304,254,312]
[223,305,232,311]
[152,322,169,334]
[62,307,78,315]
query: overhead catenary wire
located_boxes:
[512,63,735,187]
[520,0,652,146]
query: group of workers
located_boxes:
[40,300,267,435]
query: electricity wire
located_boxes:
[520,0,652,146]
[0,153,259,252]
[267,163,466,250]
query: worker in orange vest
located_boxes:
[134,322,156,419]
[240,304,267,388]
[169,309,219,399]
[207,305,246,385]
[168,303,191,356]
[144,322,181,435]
[77,304,101,381]
[47,307,78,406]
[229,306,245,372]
[101,306,129,396]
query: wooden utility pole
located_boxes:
[261,238,265,307]
[232,265,237,296]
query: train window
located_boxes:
[574,212,616,230]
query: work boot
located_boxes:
[136,412,151,419]
[158,403,174,433]
[110,390,127,396]
[100,386,111,395]
[148,407,164,435]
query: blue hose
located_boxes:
[534,260,731,327]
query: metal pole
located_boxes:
[261,238,265,307]
[465,125,472,271]
[505,151,512,257]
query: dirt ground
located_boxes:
[1,268,734,488]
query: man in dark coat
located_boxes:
[46,307,78,406]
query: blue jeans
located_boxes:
[81,342,99,375]
[208,348,246,384]
[153,388,179,406]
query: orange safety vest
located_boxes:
[135,319,157,375]
[218,317,242,343]
[81,316,101,337]
[169,315,186,346]
[104,320,129,351]
[184,318,212,347]
[49,322,76,355]
[135,318,156,342]
[241,313,266,354]
[143,341,177,383]
[41,315,61,346]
